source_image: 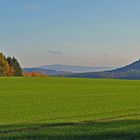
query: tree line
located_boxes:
[0,52,22,76]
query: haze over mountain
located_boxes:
[37,64,115,73]
[23,64,115,76]
[23,68,73,76]
[67,59,140,79]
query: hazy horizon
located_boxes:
[1,0,140,67]
[24,63,117,69]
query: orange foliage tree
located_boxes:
[24,72,47,77]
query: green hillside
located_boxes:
[0,77,140,139]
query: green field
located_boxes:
[0,77,140,140]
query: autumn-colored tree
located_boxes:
[7,65,15,76]
[0,53,9,76]
[0,52,23,76]
[24,72,47,77]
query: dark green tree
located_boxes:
[7,57,23,76]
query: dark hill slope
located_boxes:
[67,60,140,79]
[112,59,140,72]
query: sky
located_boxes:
[0,0,140,67]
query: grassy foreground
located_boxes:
[0,77,140,140]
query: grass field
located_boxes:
[0,77,140,140]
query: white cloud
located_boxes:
[48,50,63,55]
[25,5,40,12]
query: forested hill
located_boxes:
[66,60,140,79]
[111,59,140,72]
[0,52,22,76]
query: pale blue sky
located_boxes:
[0,0,140,67]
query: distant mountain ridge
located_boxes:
[37,64,115,73]
[23,68,73,76]
[23,64,115,76]
[67,60,140,79]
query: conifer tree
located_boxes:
[7,57,23,76]
[0,52,23,76]
[6,57,15,76]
